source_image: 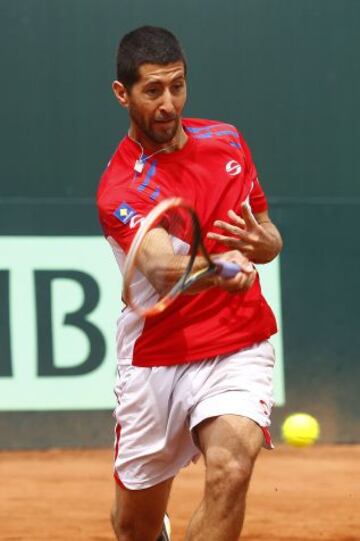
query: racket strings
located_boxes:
[125,205,197,314]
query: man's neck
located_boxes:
[128,124,188,154]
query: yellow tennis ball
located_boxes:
[281,413,320,447]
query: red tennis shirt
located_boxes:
[97,118,277,366]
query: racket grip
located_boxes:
[214,259,242,278]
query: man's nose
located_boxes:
[159,89,176,116]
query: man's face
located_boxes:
[118,61,187,145]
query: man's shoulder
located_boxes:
[183,117,238,132]
[97,143,131,212]
[182,117,245,149]
[98,134,132,184]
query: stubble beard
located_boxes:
[129,106,180,146]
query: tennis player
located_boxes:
[97,26,283,541]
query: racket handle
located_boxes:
[213,259,242,278]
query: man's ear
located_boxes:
[112,81,130,108]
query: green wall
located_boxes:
[1,0,359,446]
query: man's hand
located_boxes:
[213,250,257,293]
[207,203,283,264]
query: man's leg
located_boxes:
[111,477,173,541]
[186,414,264,541]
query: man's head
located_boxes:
[115,26,187,90]
[113,26,187,148]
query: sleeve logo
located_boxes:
[114,202,144,228]
[114,202,137,224]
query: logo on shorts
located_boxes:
[225,160,242,176]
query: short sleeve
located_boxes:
[238,132,268,214]
[249,177,268,213]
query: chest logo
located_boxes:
[225,160,242,176]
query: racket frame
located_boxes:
[123,197,218,317]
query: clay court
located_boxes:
[1,444,359,541]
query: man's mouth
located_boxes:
[154,117,177,124]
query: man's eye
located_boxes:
[172,83,184,93]
[145,88,159,97]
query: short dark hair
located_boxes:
[116,26,187,89]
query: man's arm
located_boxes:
[207,202,283,264]
[134,226,256,294]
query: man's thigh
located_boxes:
[189,340,276,450]
[113,363,198,489]
[195,414,264,462]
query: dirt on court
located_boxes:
[0,445,359,541]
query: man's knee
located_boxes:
[110,501,163,541]
[110,504,123,540]
[111,503,136,541]
[205,453,254,504]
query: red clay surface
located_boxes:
[0,445,359,541]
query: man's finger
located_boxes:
[207,233,255,256]
[228,209,246,227]
[208,222,248,240]
[241,202,258,227]
[220,268,256,292]
[207,232,246,246]
[213,220,243,236]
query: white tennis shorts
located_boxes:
[113,340,275,490]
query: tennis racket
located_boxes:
[123,197,241,317]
